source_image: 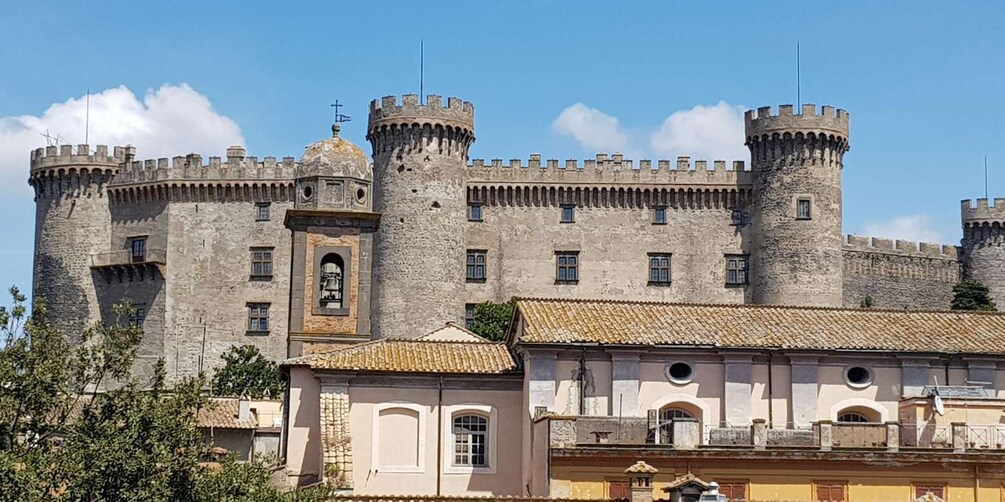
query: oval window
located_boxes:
[303,185,314,199]
[356,188,366,203]
[665,362,694,384]
[845,366,873,388]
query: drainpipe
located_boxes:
[436,376,443,496]
[767,353,774,429]
[579,350,587,415]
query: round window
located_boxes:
[356,188,366,203]
[665,362,694,384]
[845,366,873,388]
[302,185,314,199]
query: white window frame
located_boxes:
[441,404,497,475]
[372,402,427,473]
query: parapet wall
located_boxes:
[110,150,299,187]
[468,153,749,186]
[745,104,850,138]
[30,144,128,171]
[843,234,959,260]
[368,94,474,128]
[962,198,1005,225]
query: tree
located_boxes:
[211,345,283,399]
[951,280,998,311]
[468,298,516,342]
[859,294,874,308]
[0,287,327,500]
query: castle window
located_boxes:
[561,204,575,223]
[250,247,274,279]
[797,198,812,220]
[465,303,477,328]
[129,237,147,263]
[452,414,488,467]
[466,250,487,282]
[731,209,744,226]
[653,206,667,225]
[556,251,579,284]
[319,254,345,310]
[648,253,671,286]
[255,203,270,221]
[725,254,749,285]
[468,204,483,222]
[128,303,145,328]
[247,303,270,334]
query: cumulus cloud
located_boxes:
[0,84,243,193]
[552,103,633,156]
[861,215,944,243]
[650,101,748,162]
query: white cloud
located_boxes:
[0,84,243,194]
[650,101,748,162]
[552,103,633,156]
[861,215,944,243]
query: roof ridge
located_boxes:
[513,296,1005,316]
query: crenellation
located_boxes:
[962,198,1005,225]
[30,143,127,171]
[110,153,300,186]
[745,103,850,140]
[467,154,751,186]
[843,234,958,260]
[368,94,475,125]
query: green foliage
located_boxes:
[951,280,998,311]
[211,345,283,399]
[0,287,316,500]
[859,294,874,308]
[468,298,516,342]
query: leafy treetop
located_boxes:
[951,280,998,311]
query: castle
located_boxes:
[28,94,1005,380]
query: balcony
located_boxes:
[545,415,1005,453]
[90,248,166,282]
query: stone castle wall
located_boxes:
[841,236,960,310]
[961,199,1005,308]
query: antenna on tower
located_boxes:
[985,156,989,199]
[85,88,90,147]
[796,43,802,112]
[420,39,425,104]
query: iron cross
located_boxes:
[331,100,352,124]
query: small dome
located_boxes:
[300,124,371,181]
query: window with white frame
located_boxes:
[452,414,488,467]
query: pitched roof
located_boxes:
[284,325,518,374]
[514,298,1005,355]
[197,399,257,430]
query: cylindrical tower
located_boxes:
[367,95,475,339]
[29,144,126,339]
[746,104,850,307]
[961,198,1005,307]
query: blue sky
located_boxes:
[2,1,1004,296]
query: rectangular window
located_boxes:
[648,253,672,286]
[726,254,749,286]
[128,303,146,327]
[129,237,147,263]
[251,247,274,278]
[556,251,579,284]
[814,482,846,502]
[255,203,270,221]
[797,198,812,219]
[467,204,483,222]
[247,303,270,333]
[717,481,748,502]
[466,250,487,282]
[653,206,667,225]
[452,414,488,467]
[731,209,744,226]
[465,303,476,328]
[560,204,575,223]
[914,485,945,500]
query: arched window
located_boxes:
[837,410,873,423]
[319,254,344,309]
[452,414,488,467]
[657,407,693,445]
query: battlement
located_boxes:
[368,94,474,129]
[844,234,958,260]
[962,198,1005,225]
[109,150,299,186]
[29,144,129,171]
[467,153,750,186]
[745,104,850,139]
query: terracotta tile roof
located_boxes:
[514,298,1005,355]
[284,334,519,374]
[197,399,257,430]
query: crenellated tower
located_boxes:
[29,144,129,339]
[746,104,850,307]
[366,95,475,339]
[961,198,1005,307]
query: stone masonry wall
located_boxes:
[962,199,1005,308]
[841,235,960,310]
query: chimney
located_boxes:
[238,395,251,421]
[226,145,246,163]
[625,460,657,502]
